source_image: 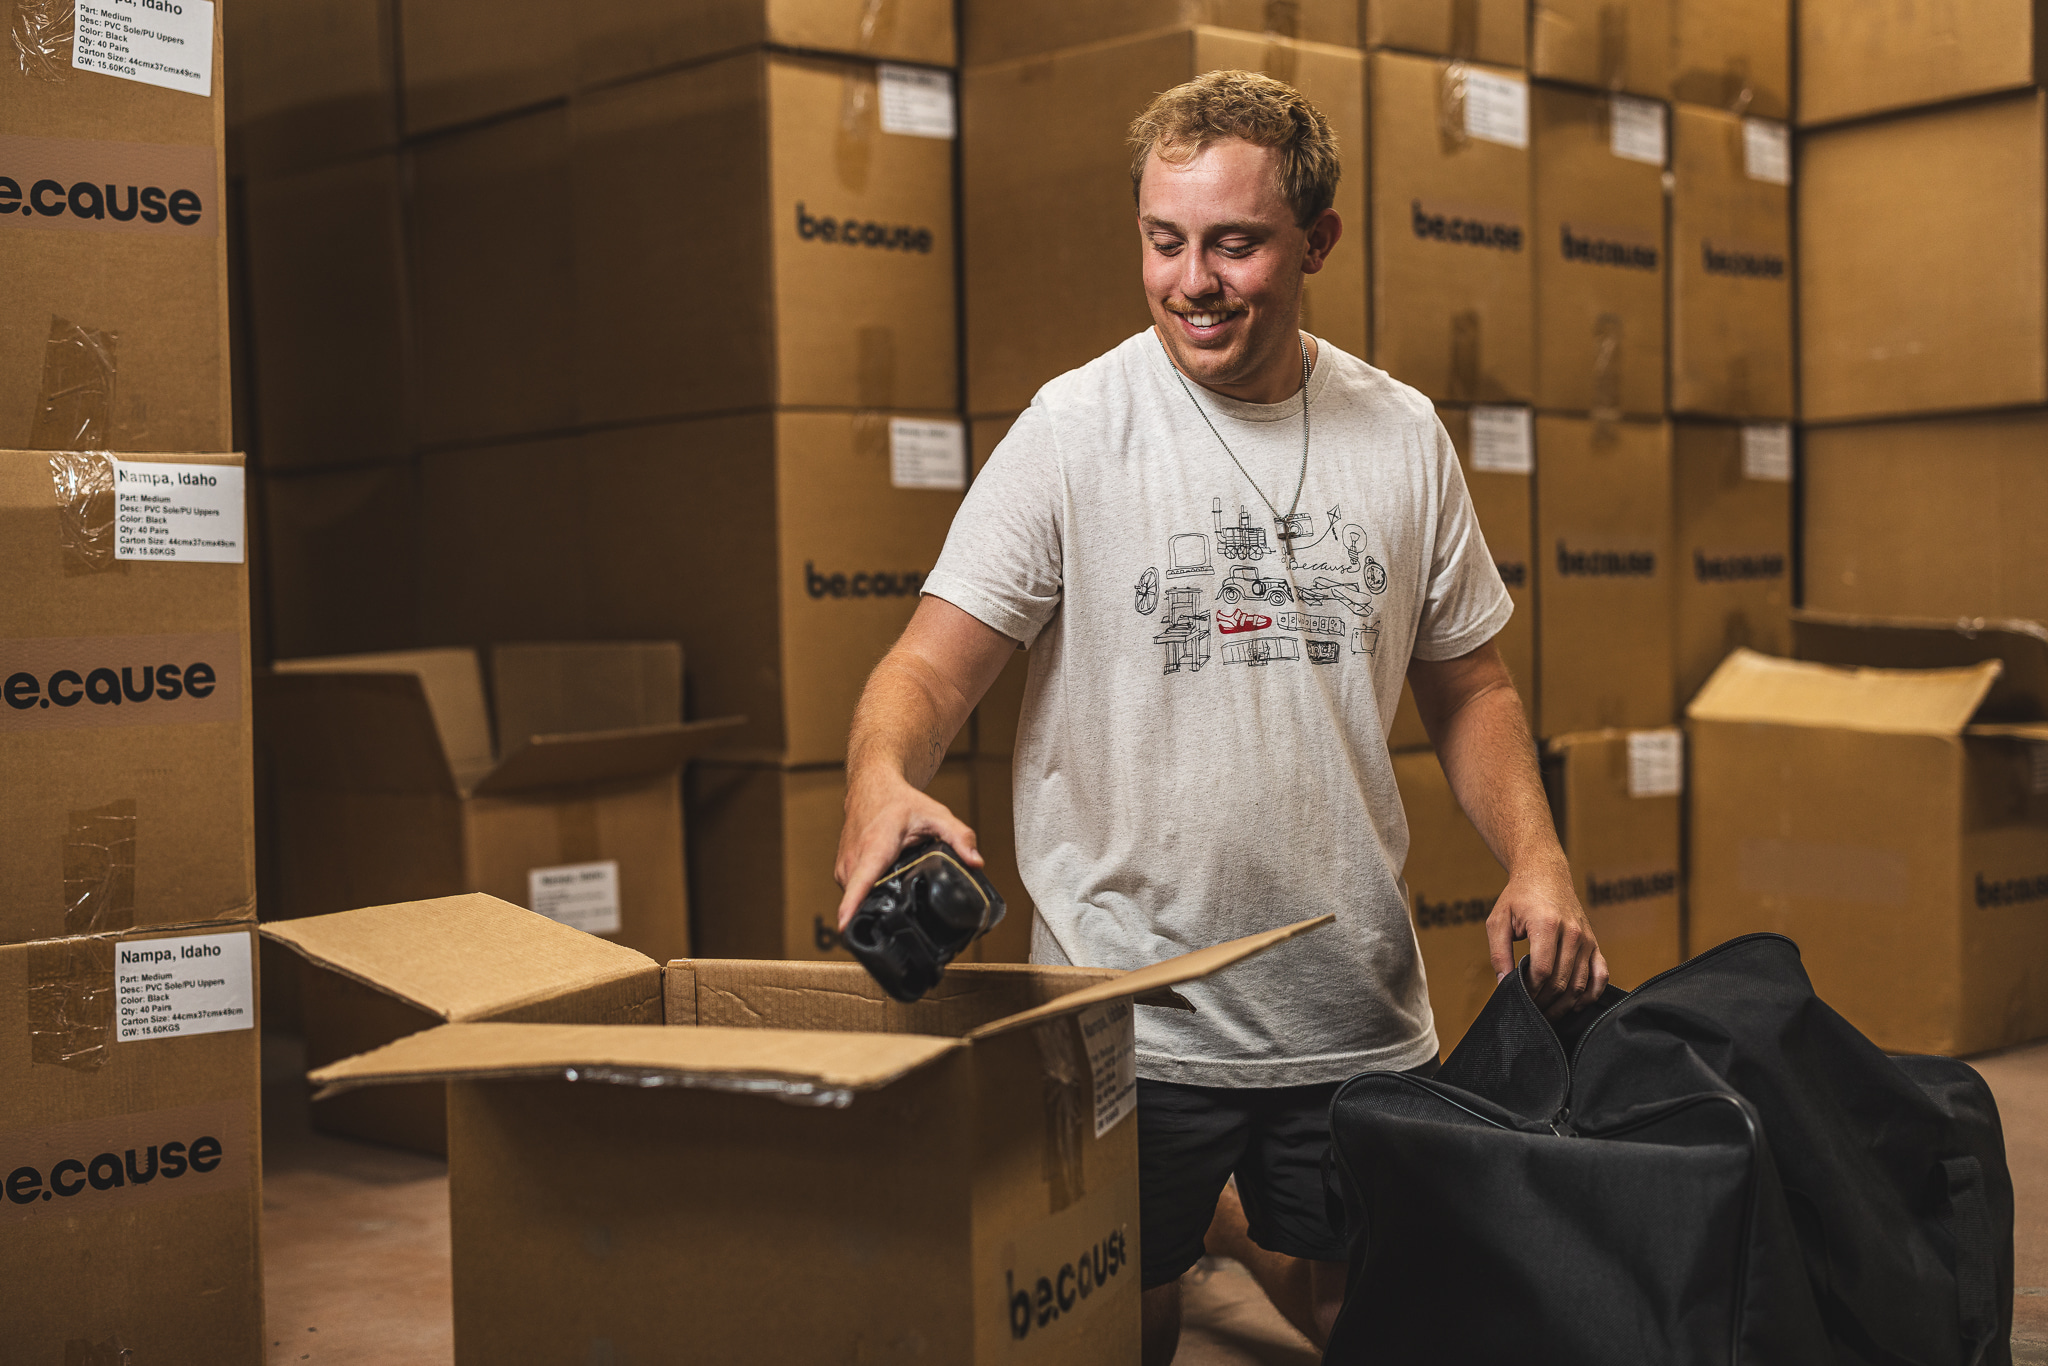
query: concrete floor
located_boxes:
[260,1034,2048,1365]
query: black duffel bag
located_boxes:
[1323,933,2012,1366]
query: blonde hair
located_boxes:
[1127,69,1340,228]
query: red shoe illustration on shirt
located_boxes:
[1216,609,1271,634]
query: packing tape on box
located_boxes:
[9,0,73,83]
[857,328,896,409]
[31,317,118,453]
[1259,33,1298,85]
[1436,63,1471,154]
[855,0,892,50]
[28,934,116,1073]
[65,798,138,935]
[1597,4,1629,90]
[1591,311,1624,424]
[1261,0,1300,40]
[1449,0,1480,59]
[837,67,876,192]
[48,450,118,573]
[1035,1019,1087,1215]
[1450,309,1482,401]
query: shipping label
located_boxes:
[1740,424,1792,481]
[1627,728,1683,798]
[1463,69,1528,149]
[1,1100,248,1222]
[114,930,254,1041]
[1469,405,1533,474]
[0,632,240,733]
[889,417,967,490]
[1609,95,1666,165]
[73,0,215,97]
[1077,1001,1136,1138]
[113,458,244,562]
[1743,119,1791,185]
[0,133,217,237]
[878,64,955,139]
[528,860,623,935]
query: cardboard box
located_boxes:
[417,410,966,766]
[1671,421,1790,709]
[2,13,230,453]
[1530,0,1789,117]
[965,0,1358,66]
[264,893,664,1154]
[1369,52,1533,404]
[3,924,263,1363]
[1688,642,2048,1056]
[260,643,739,966]
[1668,105,1792,420]
[2,450,254,948]
[305,913,1327,1362]
[970,756,1036,963]
[1799,92,2048,424]
[224,0,398,177]
[1364,0,1525,67]
[401,0,956,136]
[1544,729,1684,983]
[1803,411,2048,625]
[242,152,410,470]
[965,27,1367,415]
[261,462,421,660]
[1393,748,1506,1053]
[1531,85,1668,418]
[1798,0,2046,129]
[1388,404,1535,750]
[1534,415,1674,737]
[688,758,974,960]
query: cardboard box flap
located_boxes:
[271,648,495,778]
[261,893,659,1021]
[488,641,685,754]
[257,671,459,796]
[1968,722,2048,743]
[1793,611,2048,724]
[470,716,745,796]
[965,914,1336,1040]
[1687,648,2000,736]
[307,1022,964,1103]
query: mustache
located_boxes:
[1164,299,1248,318]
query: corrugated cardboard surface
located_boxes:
[964,27,1367,414]
[968,0,1357,65]
[261,462,421,659]
[1545,730,1682,984]
[1,451,254,947]
[1388,403,1536,750]
[1370,52,1532,403]
[1530,0,1788,117]
[1534,415,1674,737]
[1688,649,2048,1055]
[1365,0,1526,66]
[1531,86,1668,417]
[1669,104,1792,419]
[1803,410,2048,624]
[1797,0,2044,128]
[687,759,974,960]
[1798,91,2048,423]
[1,23,231,453]
[225,0,399,177]
[1792,614,2048,725]
[1392,749,1505,1053]
[418,410,965,766]
[490,641,684,750]
[1672,421,1789,710]
[1,926,263,1363]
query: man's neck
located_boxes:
[1160,328,1319,405]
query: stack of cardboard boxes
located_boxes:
[4,14,264,1357]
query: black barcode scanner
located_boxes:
[844,838,1007,1003]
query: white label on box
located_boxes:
[1740,424,1793,481]
[1078,1001,1137,1138]
[115,931,253,1042]
[110,459,244,562]
[1463,69,1528,149]
[1469,405,1533,474]
[529,860,622,935]
[1743,118,1791,185]
[889,417,967,490]
[878,64,954,139]
[2032,745,2048,796]
[72,0,214,97]
[1627,729,1684,799]
[1610,95,1667,165]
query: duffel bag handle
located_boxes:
[1942,1155,2000,1362]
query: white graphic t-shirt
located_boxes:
[924,330,1512,1086]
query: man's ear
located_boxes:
[1301,208,1343,275]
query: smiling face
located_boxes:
[1137,137,1341,404]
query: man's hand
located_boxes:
[834,772,982,930]
[1486,855,1609,1019]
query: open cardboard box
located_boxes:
[1688,616,2048,1054]
[296,896,1331,1363]
[260,641,739,962]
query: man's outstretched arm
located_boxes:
[834,596,1020,929]
[1408,641,1609,1018]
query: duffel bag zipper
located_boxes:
[1567,932,1799,1073]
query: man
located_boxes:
[835,71,1607,1363]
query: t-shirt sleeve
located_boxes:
[1410,415,1514,662]
[921,401,1065,647]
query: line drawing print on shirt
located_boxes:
[1218,566,1294,606]
[1165,531,1216,577]
[1135,566,1161,615]
[1307,640,1341,664]
[1154,585,1212,674]
[1361,557,1389,594]
[1216,608,1271,634]
[1351,623,1380,656]
[1213,498,1271,561]
[1311,577,1374,617]
[1276,505,1341,566]
[1223,636,1300,666]
[1277,611,1344,637]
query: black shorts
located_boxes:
[1137,1062,1439,1289]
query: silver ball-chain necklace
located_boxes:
[1162,331,1313,544]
